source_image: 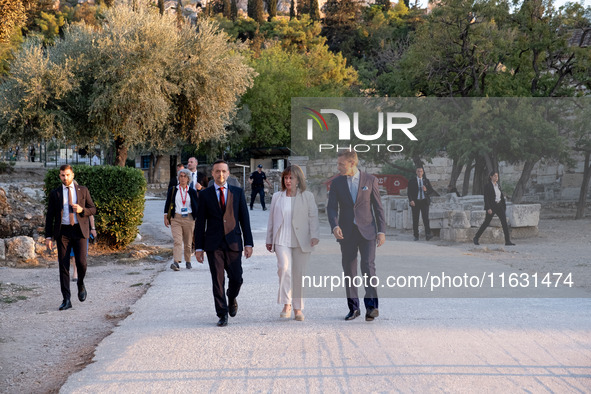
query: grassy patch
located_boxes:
[0,283,35,304]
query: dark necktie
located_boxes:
[419,178,424,200]
[219,187,226,213]
[67,186,75,225]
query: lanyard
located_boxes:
[179,186,188,207]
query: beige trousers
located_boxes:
[275,245,310,310]
[171,215,195,263]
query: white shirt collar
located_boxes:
[215,182,228,190]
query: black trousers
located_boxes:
[250,187,265,209]
[56,225,87,301]
[475,203,511,243]
[207,248,243,317]
[339,225,378,312]
[411,199,431,238]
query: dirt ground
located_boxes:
[0,166,589,393]
[0,246,172,394]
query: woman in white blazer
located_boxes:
[266,165,319,321]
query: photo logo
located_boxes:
[305,108,418,153]
[304,107,329,137]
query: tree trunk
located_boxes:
[482,152,496,176]
[575,151,591,219]
[511,159,537,204]
[412,155,423,169]
[153,154,163,183]
[169,154,178,182]
[447,158,463,193]
[472,157,486,195]
[114,137,128,167]
[462,160,473,196]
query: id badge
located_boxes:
[181,207,188,217]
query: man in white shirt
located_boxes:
[327,150,386,322]
[407,166,435,241]
[473,171,515,246]
[45,165,96,310]
[194,160,253,327]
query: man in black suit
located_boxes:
[407,166,435,241]
[187,157,207,192]
[194,160,254,326]
[327,150,386,322]
[45,165,96,310]
[473,171,515,246]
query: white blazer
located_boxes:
[266,190,320,253]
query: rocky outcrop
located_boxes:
[0,186,46,265]
[0,186,45,238]
[5,236,37,262]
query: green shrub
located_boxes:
[44,165,146,249]
[0,161,15,173]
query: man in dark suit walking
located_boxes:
[45,165,96,310]
[407,166,435,241]
[327,151,386,322]
[473,171,515,246]
[194,160,253,327]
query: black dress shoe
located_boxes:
[59,299,72,310]
[473,237,480,245]
[345,310,360,320]
[426,234,433,241]
[365,308,379,321]
[505,241,516,246]
[229,298,238,317]
[78,285,87,302]
[217,314,228,327]
[413,236,419,241]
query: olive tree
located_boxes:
[0,5,256,165]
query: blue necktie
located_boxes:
[350,177,357,203]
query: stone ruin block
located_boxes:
[403,209,412,230]
[470,210,486,227]
[510,226,539,239]
[429,219,443,229]
[450,210,471,229]
[440,228,472,242]
[429,209,446,220]
[470,210,502,228]
[395,211,403,229]
[396,199,409,211]
[506,204,540,227]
